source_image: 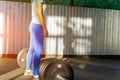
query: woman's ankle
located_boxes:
[33,75,39,78]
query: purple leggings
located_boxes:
[26,23,44,75]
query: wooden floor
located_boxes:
[0,57,120,80]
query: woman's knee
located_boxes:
[34,50,42,57]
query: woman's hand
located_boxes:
[37,2,48,37]
[44,29,48,37]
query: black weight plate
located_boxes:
[39,58,57,80]
[43,59,74,80]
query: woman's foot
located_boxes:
[31,77,40,80]
[24,70,33,75]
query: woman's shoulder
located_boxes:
[37,0,44,2]
[31,0,43,2]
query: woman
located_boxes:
[24,0,48,80]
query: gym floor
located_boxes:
[0,57,120,80]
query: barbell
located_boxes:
[17,48,74,80]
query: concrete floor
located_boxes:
[0,57,120,80]
[0,58,19,75]
[66,58,120,80]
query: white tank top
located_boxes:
[31,0,46,24]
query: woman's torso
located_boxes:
[31,0,46,24]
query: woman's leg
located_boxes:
[26,36,34,70]
[33,36,44,75]
[32,24,44,75]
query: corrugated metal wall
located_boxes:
[0,1,120,55]
[45,5,120,55]
[0,1,31,55]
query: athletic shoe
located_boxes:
[24,70,33,75]
[31,77,40,80]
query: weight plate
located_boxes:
[17,48,28,69]
[41,59,74,80]
[39,58,57,80]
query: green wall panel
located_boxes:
[74,0,120,10]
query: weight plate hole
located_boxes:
[57,64,62,68]
[21,59,24,62]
